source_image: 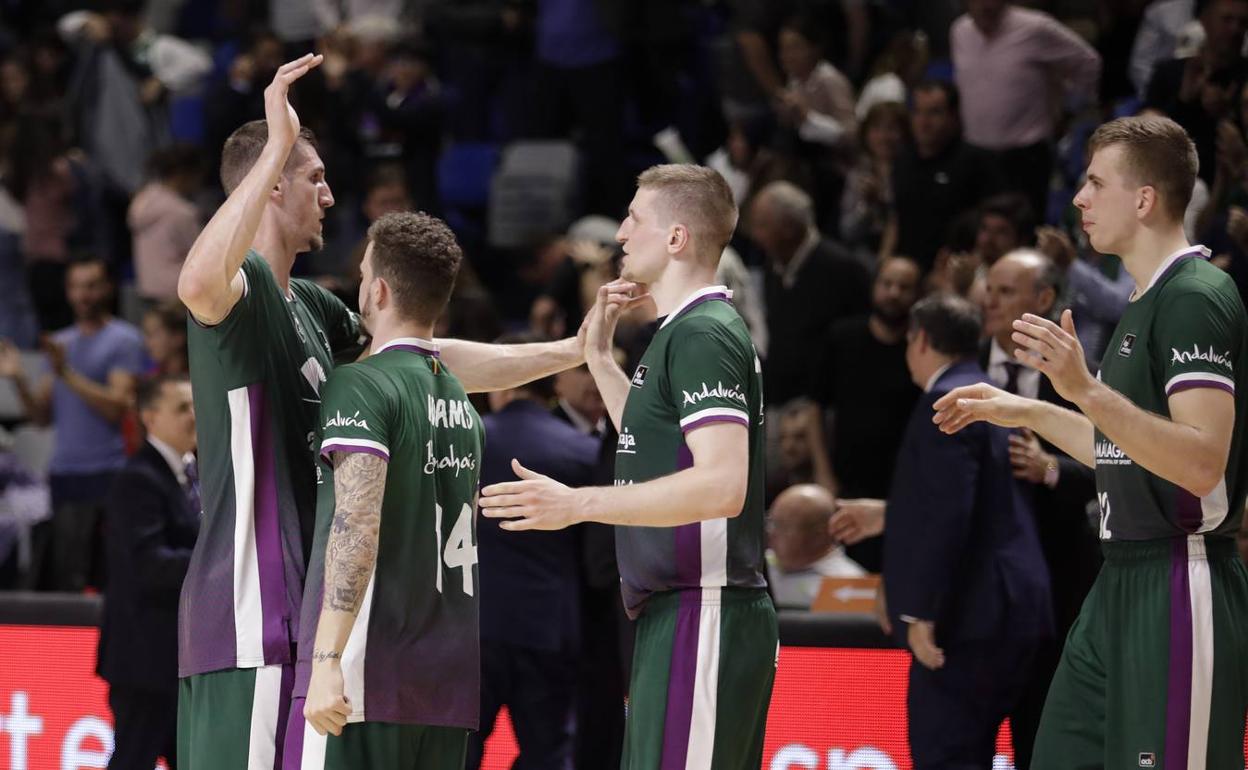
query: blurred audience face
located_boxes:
[0,58,29,106]
[280,144,334,252]
[142,380,196,456]
[983,253,1053,343]
[747,194,806,267]
[911,87,958,158]
[252,35,284,82]
[777,409,814,474]
[142,311,187,368]
[872,257,922,326]
[66,261,112,322]
[778,27,821,81]
[616,188,671,284]
[974,212,1021,264]
[1202,0,1248,61]
[554,366,606,426]
[363,181,412,224]
[966,0,1009,36]
[864,109,906,164]
[1073,145,1138,256]
[768,485,836,572]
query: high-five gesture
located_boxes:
[264,53,322,150]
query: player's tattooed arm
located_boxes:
[322,451,387,615]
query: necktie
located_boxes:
[1003,362,1022,395]
[183,457,202,516]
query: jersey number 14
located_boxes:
[434,502,478,595]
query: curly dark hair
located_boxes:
[367,212,463,323]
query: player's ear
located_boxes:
[1137,185,1157,220]
[667,224,689,254]
[374,276,392,310]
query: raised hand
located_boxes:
[932,382,1033,435]
[828,498,885,545]
[264,53,323,150]
[1010,310,1094,404]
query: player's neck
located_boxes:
[368,318,436,352]
[650,265,720,318]
[1119,227,1191,296]
[252,226,298,293]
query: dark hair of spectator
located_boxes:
[366,212,463,324]
[147,143,203,182]
[910,293,981,357]
[365,163,409,195]
[493,332,556,400]
[978,193,1037,246]
[943,209,980,253]
[1086,116,1198,222]
[858,101,911,154]
[8,110,68,199]
[145,300,188,336]
[779,15,829,54]
[66,253,112,282]
[136,373,188,414]
[1034,254,1066,315]
[637,164,739,256]
[911,79,960,115]
[100,0,145,17]
[220,120,319,194]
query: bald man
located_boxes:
[765,484,865,608]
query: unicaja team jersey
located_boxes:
[179,251,363,677]
[1094,246,1248,541]
[613,285,768,617]
[294,338,484,729]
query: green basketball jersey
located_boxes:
[180,250,363,677]
[613,286,768,617]
[294,337,484,730]
[1095,248,1248,541]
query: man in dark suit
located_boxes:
[466,369,600,769]
[980,249,1101,768]
[97,374,200,770]
[884,293,1052,769]
[749,180,870,406]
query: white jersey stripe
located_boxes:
[300,720,328,770]
[341,569,376,723]
[320,437,391,462]
[246,664,284,769]
[1198,479,1230,533]
[700,518,728,587]
[229,386,265,666]
[1187,535,1214,770]
[680,407,749,428]
[1165,371,1235,395]
[685,588,722,770]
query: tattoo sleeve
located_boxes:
[322,451,387,615]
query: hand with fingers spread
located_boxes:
[1010,309,1095,404]
[1009,428,1055,485]
[479,459,584,531]
[304,657,351,736]
[932,381,1033,435]
[264,53,324,151]
[828,498,885,545]
[907,620,945,670]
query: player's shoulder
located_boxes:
[325,359,390,396]
[1159,260,1243,311]
[671,301,749,340]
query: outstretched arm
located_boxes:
[437,337,582,393]
[177,54,322,325]
[304,450,387,737]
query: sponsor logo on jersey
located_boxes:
[631,365,648,388]
[1118,333,1136,357]
[681,381,748,408]
[325,410,370,431]
[1094,440,1132,466]
[617,428,637,455]
[1170,344,1234,371]
[1138,753,1156,768]
[423,440,477,477]
[428,396,476,429]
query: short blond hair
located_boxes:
[1086,116,1197,223]
[636,164,738,257]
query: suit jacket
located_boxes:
[97,441,199,690]
[884,360,1052,644]
[479,399,600,652]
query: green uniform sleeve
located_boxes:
[665,325,754,434]
[1155,285,1239,398]
[318,365,393,463]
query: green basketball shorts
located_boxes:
[177,664,296,770]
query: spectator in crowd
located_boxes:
[0,255,146,590]
[733,0,870,100]
[767,484,866,609]
[767,398,835,506]
[0,426,51,589]
[140,301,188,378]
[320,162,414,303]
[882,293,1052,770]
[841,101,909,263]
[856,28,930,120]
[951,0,1102,219]
[205,29,285,179]
[469,354,599,770]
[128,144,203,307]
[96,374,198,770]
[552,364,606,437]
[891,80,1004,272]
[809,255,922,570]
[750,180,869,405]
[0,179,38,349]
[929,192,1037,298]
[1129,0,1200,98]
[1146,0,1248,184]
[978,249,1102,768]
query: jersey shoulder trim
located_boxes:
[680,406,750,433]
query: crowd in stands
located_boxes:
[4,0,1248,766]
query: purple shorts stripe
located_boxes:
[319,443,390,463]
[681,414,749,434]
[249,383,289,664]
[1175,489,1204,533]
[1168,380,1234,397]
[281,697,306,770]
[1166,537,1193,770]
[673,443,701,586]
[274,664,296,770]
[660,590,702,770]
